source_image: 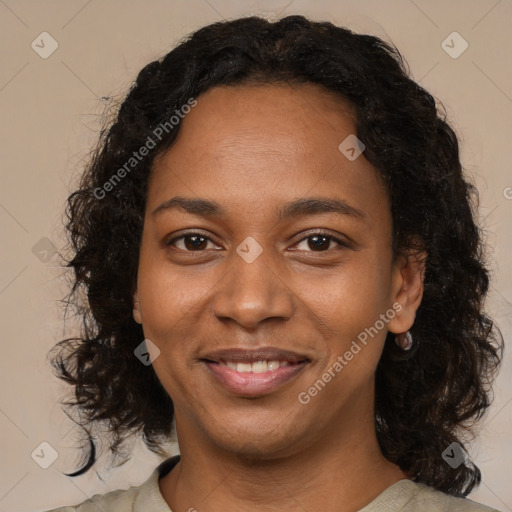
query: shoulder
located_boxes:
[362,479,502,512]
[43,455,180,512]
[44,483,142,512]
[410,481,501,512]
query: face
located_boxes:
[133,83,423,459]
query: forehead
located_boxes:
[148,83,389,231]
[167,83,358,160]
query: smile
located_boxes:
[218,360,292,372]
[199,346,311,396]
[202,358,309,397]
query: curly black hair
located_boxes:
[49,14,503,496]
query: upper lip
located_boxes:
[201,347,310,364]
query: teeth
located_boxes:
[268,360,281,371]
[251,361,268,373]
[237,362,252,372]
[218,360,291,372]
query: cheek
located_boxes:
[137,253,211,334]
[135,254,219,385]
[312,258,390,330]
[137,265,202,399]
[303,255,393,381]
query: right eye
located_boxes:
[166,232,219,252]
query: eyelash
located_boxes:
[165,230,349,252]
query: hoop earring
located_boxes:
[395,331,413,351]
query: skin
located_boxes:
[132,83,425,512]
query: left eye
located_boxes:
[294,233,344,252]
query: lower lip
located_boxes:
[203,361,308,397]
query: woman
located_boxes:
[46,15,503,512]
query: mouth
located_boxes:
[200,347,311,397]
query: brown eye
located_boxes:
[184,235,208,250]
[167,233,215,251]
[307,235,331,251]
[295,232,345,252]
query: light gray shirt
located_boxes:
[45,456,501,512]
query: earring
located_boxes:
[395,331,413,351]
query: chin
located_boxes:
[204,417,308,461]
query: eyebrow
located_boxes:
[151,196,366,221]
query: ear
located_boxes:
[133,289,142,324]
[387,246,426,334]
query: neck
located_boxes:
[159,410,407,512]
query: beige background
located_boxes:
[0,1,510,511]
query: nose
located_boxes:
[212,248,294,329]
